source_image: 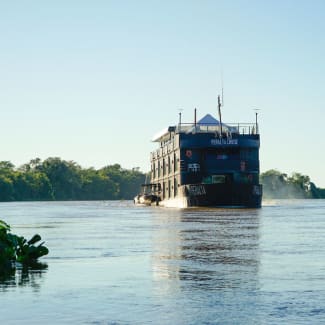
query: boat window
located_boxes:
[202,176,211,184]
[202,175,226,184]
[168,156,171,174]
[152,163,156,179]
[212,175,226,183]
[163,182,166,199]
[168,179,172,198]
[174,153,178,171]
[174,177,178,196]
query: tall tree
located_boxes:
[40,158,82,200]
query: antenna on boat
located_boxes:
[218,94,223,135]
[253,108,260,134]
[178,108,183,126]
[217,69,224,136]
[194,108,197,127]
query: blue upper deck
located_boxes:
[152,120,259,150]
[177,126,259,150]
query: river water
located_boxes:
[0,200,325,324]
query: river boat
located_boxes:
[134,184,160,205]
[136,98,262,208]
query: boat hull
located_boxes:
[159,183,262,208]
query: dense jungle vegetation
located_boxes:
[0,158,145,201]
[0,158,323,201]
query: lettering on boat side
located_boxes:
[187,185,206,196]
[211,139,238,145]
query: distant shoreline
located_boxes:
[0,158,324,202]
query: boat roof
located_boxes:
[197,114,221,125]
[152,114,222,142]
[151,127,169,142]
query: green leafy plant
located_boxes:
[0,220,16,273]
[0,219,49,273]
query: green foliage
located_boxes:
[40,158,83,200]
[0,175,15,201]
[13,172,54,201]
[2,158,325,201]
[0,220,15,272]
[0,158,145,201]
[261,169,325,199]
[79,168,118,200]
[100,164,145,200]
[15,234,49,264]
[0,220,49,274]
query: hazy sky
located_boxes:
[1,1,325,186]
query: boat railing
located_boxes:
[175,122,258,135]
[150,122,259,159]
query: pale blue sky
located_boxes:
[1,1,325,185]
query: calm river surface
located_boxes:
[1,200,325,324]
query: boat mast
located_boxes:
[218,94,223,135]
[178,108,183,127]
[254,108,260,134]
[218,71,224,136]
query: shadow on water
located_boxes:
[0,262,48,292]
[152,207,261,292]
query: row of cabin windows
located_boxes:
[161,177,178,199]
[152,153,178,179]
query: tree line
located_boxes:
[0,158,324,201]
[0,158,145,201]
[260,169,325,199]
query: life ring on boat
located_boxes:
[186,150,192,158]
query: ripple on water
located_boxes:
[0,200,325,324]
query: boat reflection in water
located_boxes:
[151,207,261,292]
